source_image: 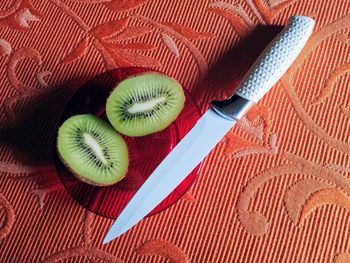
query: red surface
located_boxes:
[55,67,202,218]
[1,1,350,262]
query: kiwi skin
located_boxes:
[106,72,185,137]
[57,114,129,187]
[58,153,124,187]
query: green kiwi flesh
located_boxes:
[57,114,128,186]
[106,73,185,137]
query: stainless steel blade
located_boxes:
[103,109,235,244]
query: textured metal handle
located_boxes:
[211,16,315,120]
[236,16,315,102]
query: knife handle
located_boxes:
[211,16,315,120]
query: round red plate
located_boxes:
[54,67,202,219]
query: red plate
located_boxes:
[54,67,202,219]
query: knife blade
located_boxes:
[103,16,315,244]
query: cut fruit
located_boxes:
[57,114,128,186]
[106,73,185,137]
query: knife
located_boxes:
[103,16,315,244]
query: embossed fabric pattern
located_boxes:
[0,0,349,262]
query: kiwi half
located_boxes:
[57,114,128,186]
[106,73,185,137]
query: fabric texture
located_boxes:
[0,0,350,262]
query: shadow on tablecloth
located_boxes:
[193,25,283,108]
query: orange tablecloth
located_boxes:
[1,0,350,262]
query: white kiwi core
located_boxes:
[83,133,107,165]
[127,97,166,114]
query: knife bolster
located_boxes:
[210,94,254,121]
